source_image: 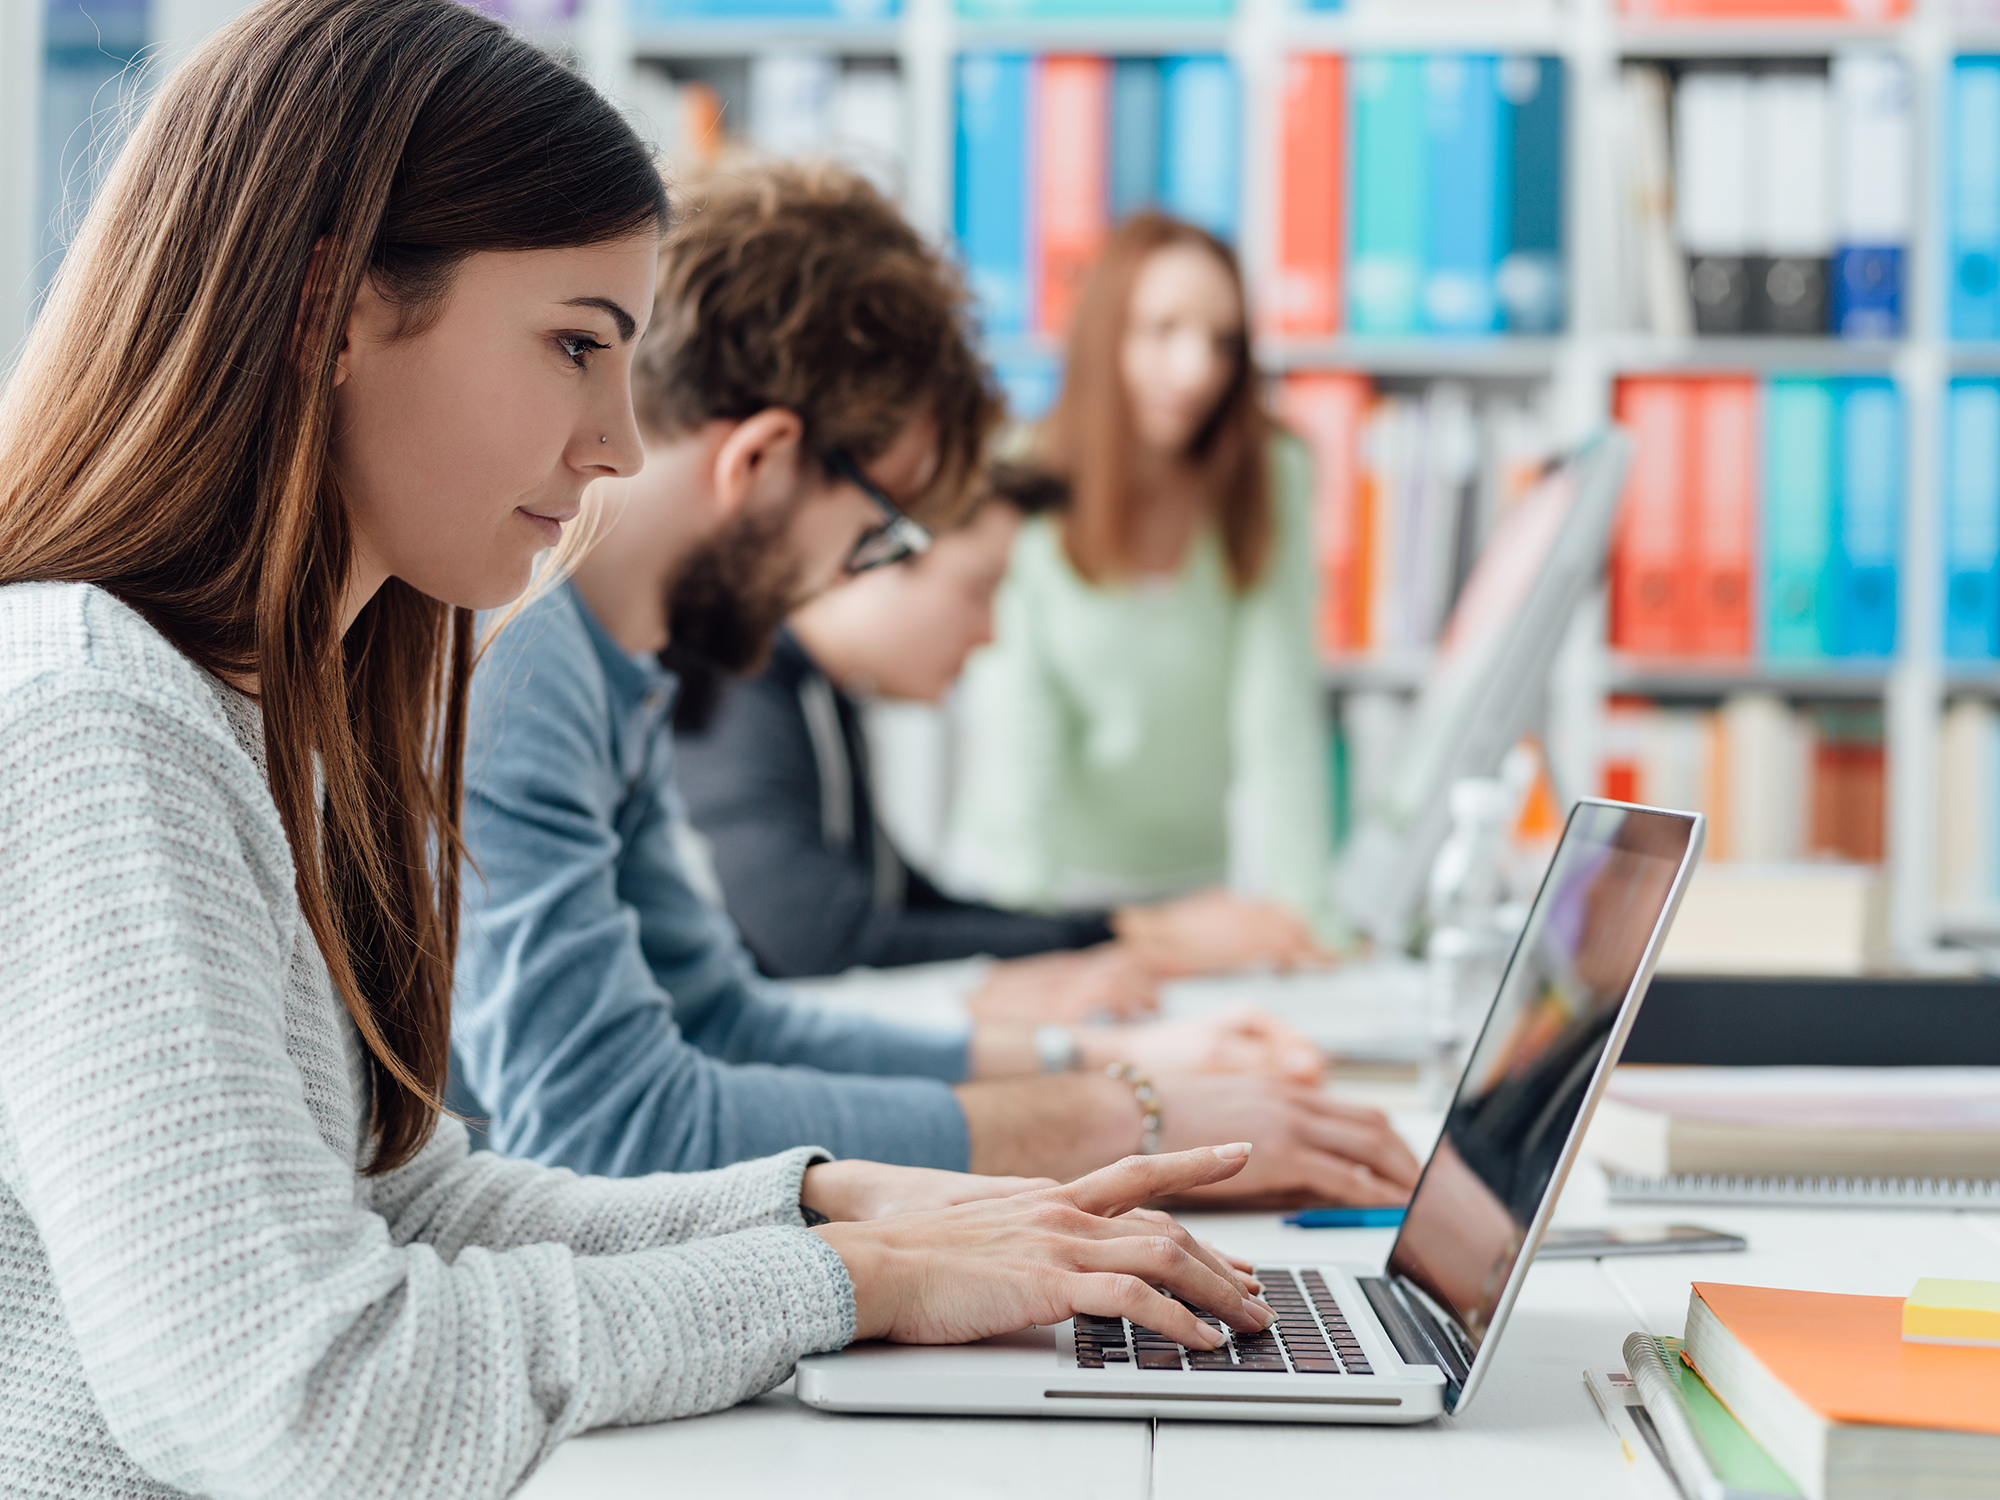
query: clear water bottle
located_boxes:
[1421,779,1514,1107]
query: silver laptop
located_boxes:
[797,800,1705,1425]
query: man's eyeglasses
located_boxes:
[825,449,931,574]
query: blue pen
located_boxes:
[1283,1207,1407,1229]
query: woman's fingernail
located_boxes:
[1213,1142,1253,1160]
[1246,1296,1275,1328]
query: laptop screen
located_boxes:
[1385,802,1696,1368]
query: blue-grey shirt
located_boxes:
[450,583,972,1174]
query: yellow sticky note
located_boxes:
[1903,1279,2000,1347]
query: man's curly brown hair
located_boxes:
[635,160,1002,528]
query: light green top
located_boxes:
[950,434,1330,928]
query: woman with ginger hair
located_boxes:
[0,7,1273,1495]
[951,214,1334,950]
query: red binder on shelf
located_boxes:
[1611,378,1692,655]
[1035,54,1110,340]
[1620,0,1909,17]
[1688,377,1757,658]
[1271,53,1344,339]
[1279,372,1371,654]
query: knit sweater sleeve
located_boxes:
[0,660,854,1500]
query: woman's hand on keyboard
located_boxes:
[800,1160,1058,1223]
[1148,1078,1422,1208]
[1076,1004,1324,1084]
[813,1144,1277,1348]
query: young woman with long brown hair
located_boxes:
[950,214,1334,947]
[0,6,1274,1495]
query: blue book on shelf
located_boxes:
[1763,377,1838,660]
[1348,54,1427,334]
[1834,248,1904,340]
[956,53,1031,337]
[957,0,1230,15]
[993,350,1063,423]
[1110,58,1163,222]
[1947,379,2000,661]
[1498,54,1563,334]
[1159,55,1239,243]
[1833,377,1902,659]
[1422,54,1507,335]
[1952,58,2000,341]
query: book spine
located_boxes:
[1831,51,1909,339]
[956,53,1033,337]
[1947,379,2000,662]
[1675,68,1754,336]
[1953,59,2000,341]
[1109,57,1163,222]
[1272,53,1345,337]
[1611,378,1692,655]
[1347,54,1428,334]
[1160,55,1240,243]
[1498,55,1564,334]
[1278,373,1371,654]
[1034,54,1111,339]
[1762,377,1837,660]
[1833,377,1902,659]
[1621,1334,1729,1500]
[1689,378,1758,658]
[1748,65,1833,337]
[1422,53,1507,335]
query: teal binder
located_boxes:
[1159,55,1239,243]
[1498,54,1563,334]
[955,53,1031,337]
[1763,377,1838,660]
[1953,58,2000,341]
[1348,54,1427,334]
[1110,58,1163,222]
[1833,377,1902,659]
[1422,53,1507,335]
[1947,379,2000,661]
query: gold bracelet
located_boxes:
[1104,1063,1163,1155]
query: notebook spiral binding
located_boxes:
[1607,1172,2000,1209]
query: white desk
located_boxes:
[519,1164,1989,1499]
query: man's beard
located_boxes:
[660,502,803,734]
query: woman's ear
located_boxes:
[711,407,807,520]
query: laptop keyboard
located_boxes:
[1072,1267,1374,1375]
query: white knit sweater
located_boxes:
[0,583,856,1500]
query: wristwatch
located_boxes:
[1033,1023,1080,1073]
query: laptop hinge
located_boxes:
[1359,1276,1467,1408]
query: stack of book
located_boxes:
[956,53,1240,339]
[1271,53,1564,339]
[1597,1291,2000,1500]
[1277,372,1557,656]
[1600,697,1884,865]
[1610,375,1904,663]
[1614,55,1910,340]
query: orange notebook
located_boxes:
[1611,378,1691,655]
[1689,1283,2000,1435]
[1277,372,1371,653]
[1035,55,1110,340]
[1270,54,1343,338]
[1687,377,1756,658]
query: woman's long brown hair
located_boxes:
[0,0,667,1172]
[1036,213,1272,591]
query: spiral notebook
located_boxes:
[1607,1172,2000,1209]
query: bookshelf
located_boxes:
[564,0,2000,964]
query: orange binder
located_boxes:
[1620,0,1908,16]
[1271,53,1344,338]
[1277,372,1371,653]
[1035,55,1111,340]
[1690,1283,2000,1435]
[1688,377,1756,658]
[1611,378,1692,655]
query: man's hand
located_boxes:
[967,946,1159,1023]
[1077,1004,1324,1085]
[1112,888,1333,976]
[1149,1076,1421,1208]
[814,1145,1277,1346]
[800,1160,1056,1223]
